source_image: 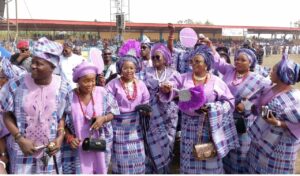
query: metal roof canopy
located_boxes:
[1,19,299,34]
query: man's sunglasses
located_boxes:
[20,48,29,52]
[103,53,112,56]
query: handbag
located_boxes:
[82,130,106,152]
[234,112,247,134]
[192,111,217,160]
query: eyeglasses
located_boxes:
[103,53,112,56]
[141,46,148,50]
[151,55,161,61]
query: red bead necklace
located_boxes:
[120,78,138,101]
[76,90,96,122]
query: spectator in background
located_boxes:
[10,40,32,72]
[72,46,82,56]
[59,41,84,89]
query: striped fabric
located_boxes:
[111,112,146,174]
[63,90,118,174]
[180,101,238,174]
[145,102,177,174]
[223,73,269,174]
[0,74,71,174]
[247,89,300,174]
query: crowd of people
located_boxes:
[0,23,299,174]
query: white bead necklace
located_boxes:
[155,67,167,83]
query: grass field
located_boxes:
[170,54,300,174]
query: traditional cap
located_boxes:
[72,61,99,83]
[32,37,63,67]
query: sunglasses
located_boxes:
[151,55,161,61]
[141,46,148,50]
[103,53,112,56]
[20,48,29,52]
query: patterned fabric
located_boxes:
[0,73,71,174]
[173,48,192,73]
[143,67,181,173]
[177,74,239,174]
[247,89,300,174]
[213,52,271,173]
[111,112,146,174]
[32,37,63,67]
[63,87,119,174]
[254,64,270,77]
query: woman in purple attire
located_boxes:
[247,55,300,174]
[143,43,181,173]
[161,45,239,174]
[203,38,271,173]
[63,61,120,174]
[106,52,150,174]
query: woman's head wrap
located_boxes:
[72,61,99,83]
[188,45,214,71]
[117,39,141,74]
[234,48,257,70]
[276,54,300,85]
[32,37,63,67]
[151,43,172,66]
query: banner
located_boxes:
[222,28,247,37]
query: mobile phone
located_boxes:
[261,106,269,119]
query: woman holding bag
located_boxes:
[247,54,300,174]
[160,45,239,174]
[63,61,120,174]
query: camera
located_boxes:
[261,106,270,119]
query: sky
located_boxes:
[3,0,300,27]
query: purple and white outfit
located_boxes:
[247,56,300,174]
[106,78,150,174]
[0,74,70,174]
[64,87,119,174]
[163,72,238,174]
[0,37,69,174]
[143,67,181,173]
[212,50,271,173]
[106,50,150,174]
[63,61,120,174]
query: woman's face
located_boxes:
[121,61,136,81]
[191,55,207,74]
[270,64,280,84]
[151,51,166,69]
[30,57,54,81]
[234,53,251,73]
[78,73,96,94]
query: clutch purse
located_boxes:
[82,130,106,152]
[193,143,217,160]
[193,108,217,160]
